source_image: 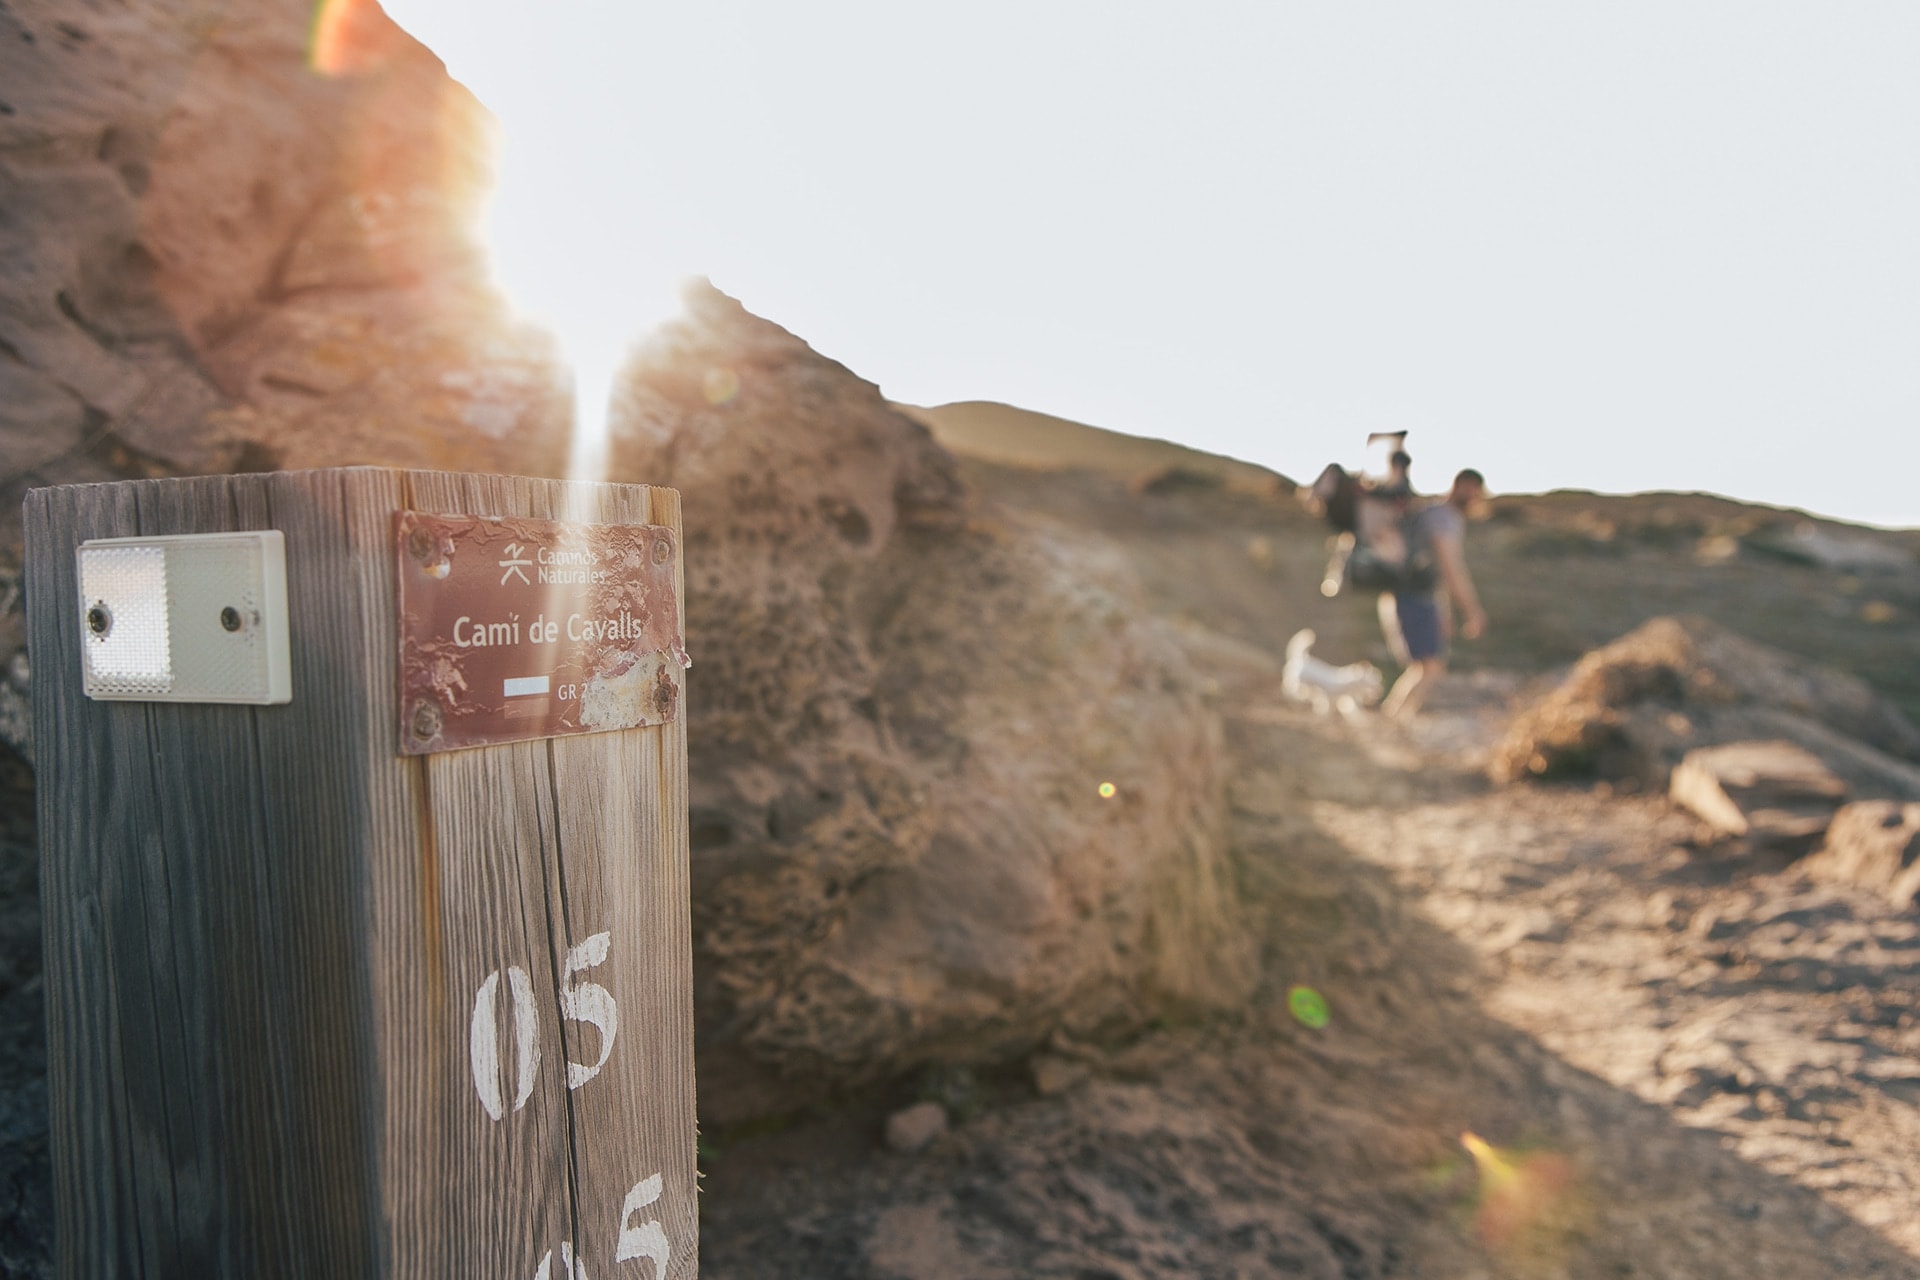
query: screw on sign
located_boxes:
[471,930,672,1278]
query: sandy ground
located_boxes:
[697,676,1920,1278]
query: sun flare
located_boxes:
[338,0,695,483]
[479,131,687,484]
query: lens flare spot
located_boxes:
[1459,1131,1576,1250]
[703,367,742,405]
[1097,781,1117,799]
[1287,985,1330,1028]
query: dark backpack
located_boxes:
[1334,504,1439,595]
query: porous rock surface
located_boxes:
[609,285,1256,1122]
[0,0,569,491]
[1490,615,1920,793]
[0,0,572,741]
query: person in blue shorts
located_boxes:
[1380,468,1488,720]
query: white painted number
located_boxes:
[533,1174,672,1280]
[532,1241,588,1279]
[615,1173,671,1274]
[562,931,619,1089]
[475,935,668,1276]
[471,930,617,1118]
[470,966,539,1121]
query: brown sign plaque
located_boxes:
[394,511,689,755]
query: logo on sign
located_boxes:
[499,542,534,585]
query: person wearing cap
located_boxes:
[1380,468,1489,720]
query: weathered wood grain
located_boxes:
[27,468,698,1279]
[538,480,698,1280]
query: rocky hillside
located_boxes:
[603,286,1255,1122]
[937,446,1920,731]
[901,400,1292,496]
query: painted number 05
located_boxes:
[471,931,619,1120]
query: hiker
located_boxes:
[1379,468,1489,720]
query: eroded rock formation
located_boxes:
[1491,615,1920,796]
[609,285,1257,1121]
[1803,801,1920,910]
[1667,740,1848,855]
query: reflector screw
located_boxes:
[409,700,443,741]
[651,536,672,565]
[86,604,111,637]
[220,607,243,632]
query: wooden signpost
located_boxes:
[25,468,698,1279]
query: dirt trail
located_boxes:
[699,679,1920,1278]
[1318,681,1920,1257]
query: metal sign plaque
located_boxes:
[395,511,689,755]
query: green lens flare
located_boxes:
[1288,985,1330,1028]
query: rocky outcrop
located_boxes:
[1491,616,1920,794]
[609,285,1257,1122]
[1668,741,1847,855]
[1802,802,1920,910]
[0,0,575,754]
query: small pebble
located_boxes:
[883,1101,947,1154]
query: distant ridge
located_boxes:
[898,400,1294,495]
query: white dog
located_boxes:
[1282,628,1384,715]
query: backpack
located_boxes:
[1328,501,1439,596]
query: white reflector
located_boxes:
[77,531,291,704]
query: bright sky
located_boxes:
[383,0,1919,528]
